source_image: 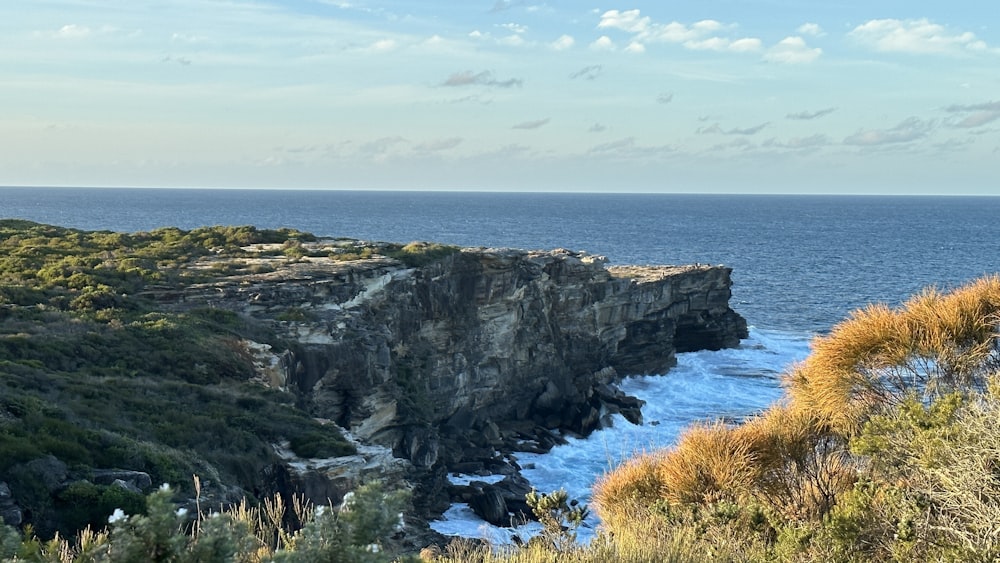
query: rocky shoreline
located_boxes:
[145,241,747,540]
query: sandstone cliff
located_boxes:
[156,242,746,521]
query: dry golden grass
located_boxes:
[593,422,759,534]
[655,422,758,506]
[432,519,719,563]
[736,405,854,520]
[787,276,1000,435]
[591,450,668,530]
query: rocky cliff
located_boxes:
[154,241,747,523]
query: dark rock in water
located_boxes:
[619,406,644,426]
[469,486,509,526]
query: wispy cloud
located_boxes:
[588,123,607,133]
[697,122,769,135]
[764,134,830,149]
[360,136,408,156]
[512,118,550,130]
[569,65,602,80]
[657,92,674,104]
[441,70,523,88]
[843,117,933,145]
[587,136,674,159]
[787,107,836,120]
[944,101,1000,128]
[849,19,992,55]
[414,137,463,152]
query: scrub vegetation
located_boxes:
[4,219,999,561]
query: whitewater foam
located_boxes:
[430,327,813,543]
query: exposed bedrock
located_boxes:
[167,245,747,522]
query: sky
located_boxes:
[2,1,999,194]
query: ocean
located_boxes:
[3,187,999,540]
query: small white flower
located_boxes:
[340,491,355,511]
[314,505,328,517]
[395,512,405,531]
[366,543,380,553]
[175,507,188,518]
[159,483,171,493]
[108,508,127,524]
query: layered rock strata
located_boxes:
[157,244,747,523]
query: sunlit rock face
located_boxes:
[174,244,746,473]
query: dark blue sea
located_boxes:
[4,187,997,333]
[3,187,999,540]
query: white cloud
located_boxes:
[797,23,824,37]
[499,23,527,34]
[469,30,487,39]
[684,36,760,53]
[499,34,525,46]
[551,35,574,50]
[366,39,396,53]
[590,36,615,51]
[849,18,990,55]
[764,36,822,64]
[684,37,729,51]
[597,10,759,55]
[597,10,650,34]
[729,38,763,52]
[625,41,645,54]
[692,20,725,33]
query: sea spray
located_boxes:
[431,327,812,543]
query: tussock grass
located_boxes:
[789,274,1000,435]
[655,422,758,506]
[590,276,1000,562]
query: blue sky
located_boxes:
[2,1,998,193]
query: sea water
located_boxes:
[431,328,810,543]
[3,188,999,540]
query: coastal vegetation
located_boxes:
[0,221,457,540]
[3,219,999,561]
[425,276,1000,562]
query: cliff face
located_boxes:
[169,246,746,478]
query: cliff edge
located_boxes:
[157,241,747,523]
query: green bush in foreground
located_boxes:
[1,481,413,563]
